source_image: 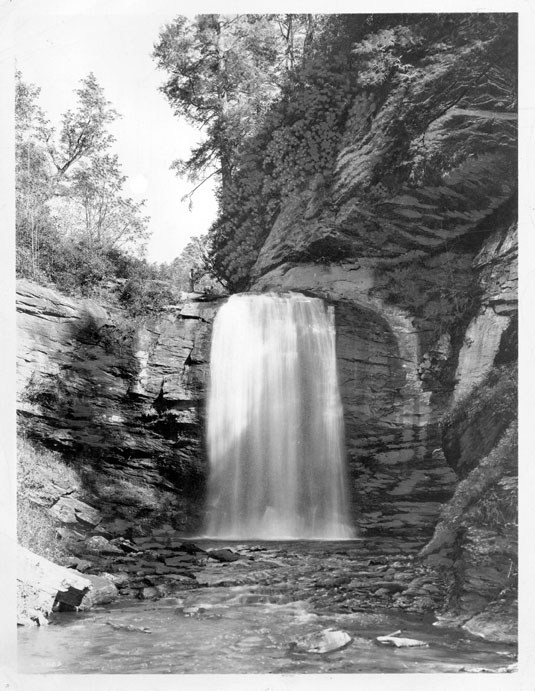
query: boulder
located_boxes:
[376,631,428,648]
[17,545,91,622]
[173,542,206,554]
[291,628,352,654]
[79,574,119,609]
[49,495,102,527]
[84,535,125,555]
[207,548,240,563]
[66,557,93,572]
[462,604,518,645]
[137,586,159,600]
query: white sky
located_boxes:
[14,1,219,264]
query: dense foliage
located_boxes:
[155,14,517,294]
[153,14,317,197]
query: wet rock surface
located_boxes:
[291,628,352,654]
[16,277,460,540]
[18,538,517,674]
[16,216,517,645]
[17,280,223,532]
[59,531,450,617]
[23,487,515,649]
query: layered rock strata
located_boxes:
[420,220,518,642]
[17,280,222,531]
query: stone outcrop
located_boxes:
[17,280,222,532]
[442,364,517,478]
[17,544,91,625]
[17,545,120,625]
[451,219,517,403]
[418,221,517,643]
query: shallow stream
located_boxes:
[18,540,515,674]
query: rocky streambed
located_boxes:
[18,531,517,674]
[56,529,445,612]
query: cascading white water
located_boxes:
[205,292,354,540]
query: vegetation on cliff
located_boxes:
[155,13,516,309]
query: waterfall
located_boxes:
[204,293,354,540]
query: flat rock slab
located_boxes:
[49,495,102,527]
[376,631,428,648]
[165,573,197,582]
[17,545,91,619]
[84,535,124,555]
[208,549,240,562]
[165,555,198,566]
[137,542,167,551]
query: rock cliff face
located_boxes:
[16,227,517,640]
[249,189,516,641]
[17,280,221,532]
[420,219,517,639]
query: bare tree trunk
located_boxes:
[286,15,295,70]
[303,14,315,64]
[27,148,38,278]
[214,15,233,200]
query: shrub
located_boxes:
[17,435,79,564]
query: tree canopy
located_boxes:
[16,71,151,299]
[153,14,319,197]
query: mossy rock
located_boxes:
[442,363,517,478]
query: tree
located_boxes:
[153,14,297,198]
[16,71,151,293]
[15,72,56,279]
[49,72,119,180]
[164,235,226,293]
[52,153,150,254]
[273,14,317,70]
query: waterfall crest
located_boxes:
[205,293,353,539]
